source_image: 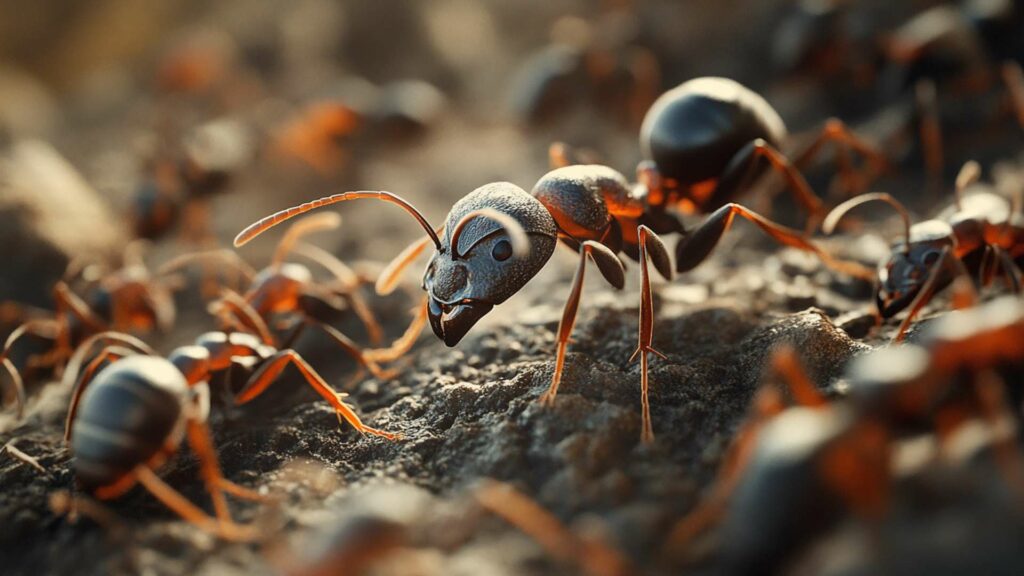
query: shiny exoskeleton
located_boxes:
[62,325,399,538]
[233,78,883,443]
[666,297,1024,573]
[822,163,1023,340]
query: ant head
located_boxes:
[876,221,955,318]
[424,182,557,346]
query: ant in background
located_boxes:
[822,160,1022,340]
[0,242,179,416]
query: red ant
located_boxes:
[821,161,1022,341]
[233,78,875,444]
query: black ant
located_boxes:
[822,161,1022,341]
[666,297,1024,571]
[234,80,874,443]
[57,315,401,538]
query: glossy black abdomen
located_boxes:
[640,77,786,186]
[71,356,188,490]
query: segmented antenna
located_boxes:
[234,191,441,250]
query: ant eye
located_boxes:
[923,251,941,265]
[491,239,513,261]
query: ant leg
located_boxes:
[133,466,260,542]
[915,80,944,194]
[675,203,874,280]
[629,226,671,443]
[974,370,1024,503]
[235,350,400,440]
[375,231,443,296]
[793,118,890,198]
[306,320,398,380]
[64,345,135,441]
[710,139,825,233]
[993,246,1022,293]
[1001,61,1024,130]
[364,297,428,364]
[290,242,383,345]
[549,142,573,168]
[768,345,827,407]
[892,247,960,343]
[475,480,632,576]
[209,289,275,346]
[539,241,626,406]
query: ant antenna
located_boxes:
[822,192,913,254]
[448,209,530,260]
[234,191,442,251]
[954,160,981,210]
[272,212,341,267]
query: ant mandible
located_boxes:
[822,161,1022,341]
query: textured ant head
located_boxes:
[423,182,557,346]
[876,220,956,318]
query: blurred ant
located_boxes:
[822,161,1022,341]
[0,242,178,415]
[665,300,1024,572]
[510,14,660,129]
[273,80,445,175]
[234,80,874,442]
[132,118,251,243]
[162,212,427,369]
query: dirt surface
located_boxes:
[1,1,1024,575]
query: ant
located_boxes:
[234,78,875,443]
[132,118,251,243]
[57,314,401,538]
[161,212,427,368]
[0,242,178,415]
[665,298,1024,572]
[821,161,1022,341]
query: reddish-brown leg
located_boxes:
[539,241,626,406]
[235,350,400,440]
[364,297,428,364]
[710,139,825,233]
[629,226,672,443]
[375,231,443,296]
[893,247,959,343]
[1001,61,1024,130]
[134,466,260,541]
[675,203,874,280]
[307,320,397,380]
[916,80,944,195]
[475,480,631,576]
[793,118,890,199]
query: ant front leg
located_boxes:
[709,139,825,234]
[539,241,626,407]
[675,203,874,280]
[630,226,672,443]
